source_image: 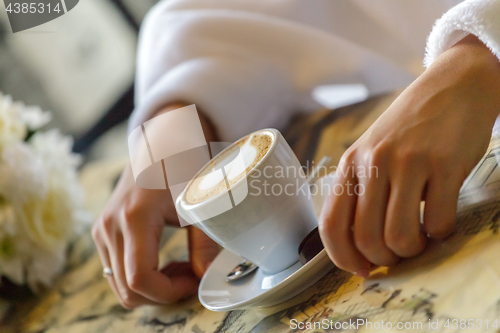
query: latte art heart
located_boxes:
[184,130,274,205]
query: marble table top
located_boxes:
[3,93,500,332]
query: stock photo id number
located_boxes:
[2,0,79,32]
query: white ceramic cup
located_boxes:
[175,129,317,275]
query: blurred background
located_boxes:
[0,0,159,161]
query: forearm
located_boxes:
[417,34,500,123]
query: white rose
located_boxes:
[29,130,83,213]
[0,93,27,148]
[12,130,84,254]
[0,95,86,290]
[0,202,23,285]
[0,142,47,204]
[20,106,52,131]
[14,186,73,254]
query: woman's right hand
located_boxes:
[92,104,220,309]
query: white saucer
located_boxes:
[199,247,334,311]
[199,174,336,311]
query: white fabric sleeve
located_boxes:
[424,0,500,137]
[129,0,415,142]
[130,1,318,142]
[424,0,500,67]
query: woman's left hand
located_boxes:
[319,35,500,277]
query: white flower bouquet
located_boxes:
[0,93,87,292]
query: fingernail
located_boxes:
[354,268,370,278]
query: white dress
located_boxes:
[129,0,500,141]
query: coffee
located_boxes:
[184,130,274,205]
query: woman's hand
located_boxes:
[92,104,220,308]
[319,35,500,277]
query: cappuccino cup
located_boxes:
[175,129,317,274]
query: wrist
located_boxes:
[422,34,500,121]
[153,102,219,143]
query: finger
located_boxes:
[123,217,199,303]
[423,174,462,239]
[160,262,198,278]
[188,226,220,279]
[103,228,159,308]
[385,171,427,258]
[319,159,371,277]
[92,226,125,305]
[160,262,201,301]
[353,175,399,267]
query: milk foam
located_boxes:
[199,134,258,190]
[183,130,273,205]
